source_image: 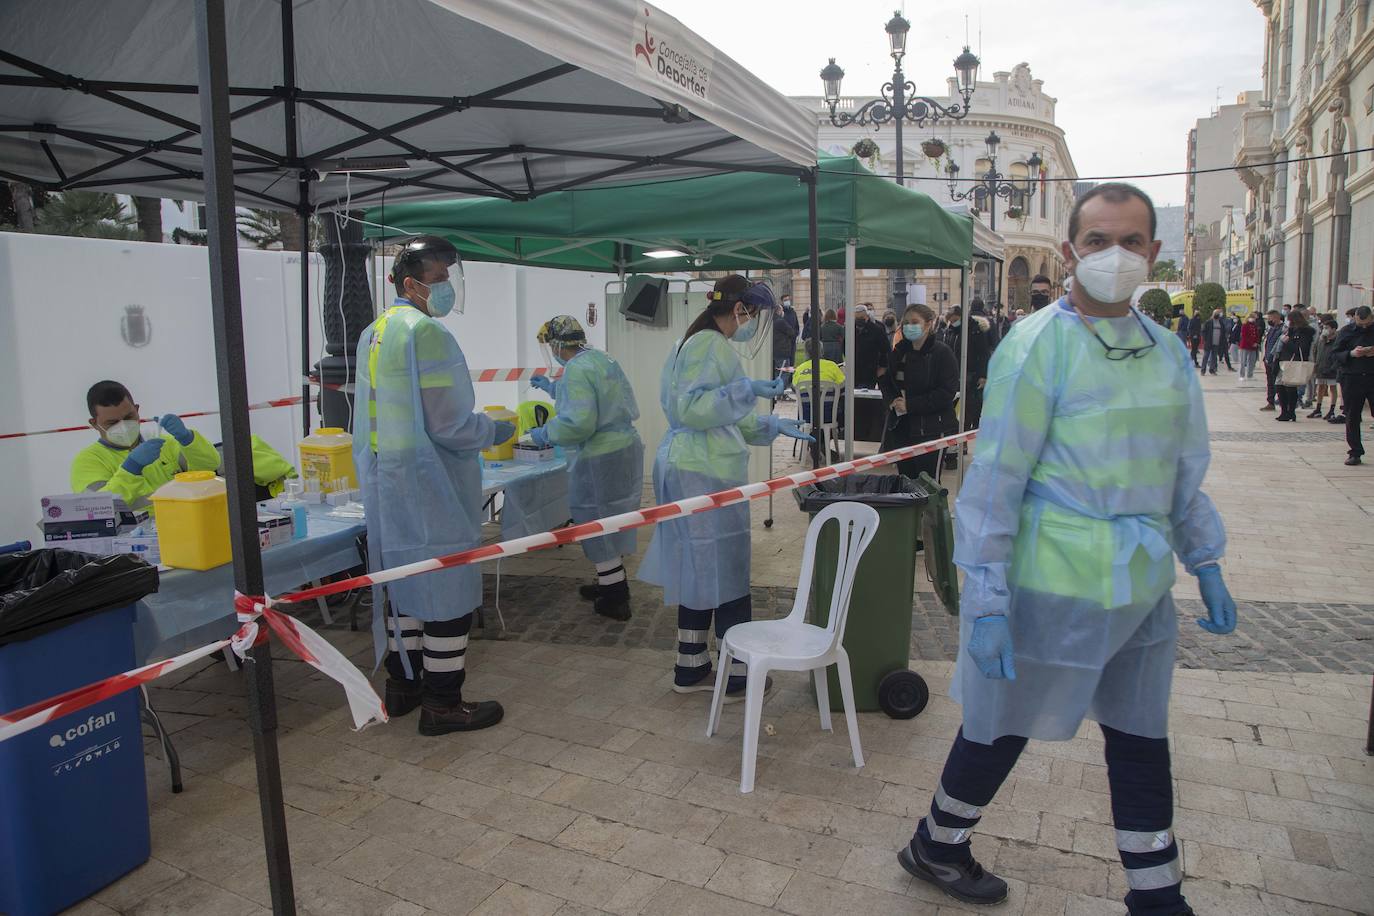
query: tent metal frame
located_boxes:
[2,4,825,912]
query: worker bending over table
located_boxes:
[529,316,644,621]
[72,380,220,509]
[354,235,515,736]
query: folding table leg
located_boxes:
[141,686,183,794]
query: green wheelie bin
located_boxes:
[794,472,958,719]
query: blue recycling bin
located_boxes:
[0,584,151,915]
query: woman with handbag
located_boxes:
[878,303,960,479]
[1275,309,1315,421]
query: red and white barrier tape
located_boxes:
[0,428,974,740]
[0,595,386,744]
[280,429,977,605]
[1,368,560,441]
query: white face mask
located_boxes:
[1070,244,1150,305]
[102,418,142,448]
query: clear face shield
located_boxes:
[730,281,776,361]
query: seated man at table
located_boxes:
[792,339,845,427]
[71,380,220,510]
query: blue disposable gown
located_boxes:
[542,349,645,563]
[354,301,494,658]
[639,331,780,609]
[954,299,1225,743]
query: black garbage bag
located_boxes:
[794,473,929,511]
[0,550,159,646]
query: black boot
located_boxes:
[384,678,423,717]
[899,831,1008,906]
[593,580,632,622]
[578,583,599,601]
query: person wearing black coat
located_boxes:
[771,297,799,400]
[1274,309,1315,421]
[938,308,992,430]
[850,305,890,441]
[878,303,959,480]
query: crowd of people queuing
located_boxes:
[1172,300,1374,465]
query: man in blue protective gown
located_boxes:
[354,236,515,736]
[528,315,644,621]
[897,185,1237,915]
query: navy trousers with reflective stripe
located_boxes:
[913,725,1185,915]
[675,594,750,689]
[385,614,471,703]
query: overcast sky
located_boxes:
[660,0,1266,207]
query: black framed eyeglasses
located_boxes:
[1074,307,1158,361]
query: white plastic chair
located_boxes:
[706,501,880,793]
[795,380,843,461]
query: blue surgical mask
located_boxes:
[418,279,460,317]
[732,311,758,342]
[902,323,924,342]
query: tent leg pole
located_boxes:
[806,170,822,469]
[956,267,970,493]
[195,1,296,912]
[844,239,856,461]
[300,184,312,439]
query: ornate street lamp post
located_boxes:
[821,11,979,311]
[946,130,1042,232]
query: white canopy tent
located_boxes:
[0,3,819,911]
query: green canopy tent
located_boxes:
[362,155,979,461]
[362,154,972,274]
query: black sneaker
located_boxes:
[1330,414,1347,424]
[384,678,422,718]
[899,832,1008,906]
[1346,455,1362,466]
[578,584,599,601]
[418,699,504,735]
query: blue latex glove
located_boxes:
[530,375,556,396]
[157,414,194,446]
[530,426,550,448]
[750,376,785,399]
[121,438,165,476]
[775,418,815,442]
[966,615,1016,680]
[1195,565,1237,635]
[491,420,517,446]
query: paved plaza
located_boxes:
[81,373,1373,915]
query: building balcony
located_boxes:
[1234,107,1275,190]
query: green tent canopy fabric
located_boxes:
[362,155,974,272]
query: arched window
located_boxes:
[1009,256,1031,308]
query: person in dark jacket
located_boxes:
[938,306,992,430]
[1274,309,1315,421]
[772,296,800,401]
[851,305,891,440]
[970,298,1000,350]
[1309,316,1341,419]
[879,303,959,480]
[1331,305,1374,464]
[1261,310,1285,410]
[1186,313,1202,367]
[819,308,844,362]
[1200,309,1232,375]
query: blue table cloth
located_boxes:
[135,460,570,663]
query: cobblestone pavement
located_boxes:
[477,578,1374,676]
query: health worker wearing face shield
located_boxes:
[896,185,1234,916]
[528,316,644,622]
[354,235,514,737]
[72,380,221,510]
[639,275,812,700]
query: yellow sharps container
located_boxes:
[151,471,233,570]
[481,407,517,461]
[299,427,357,492]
